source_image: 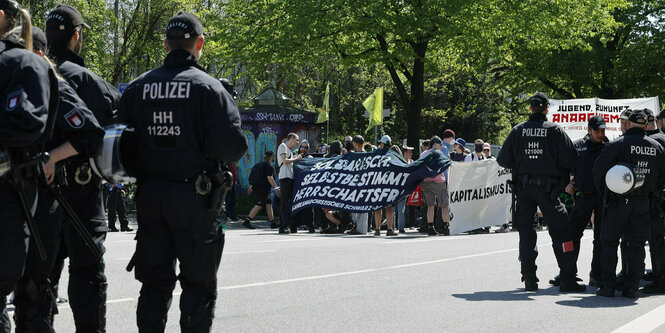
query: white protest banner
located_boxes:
[447,160,512,235]
[547,97,659,141]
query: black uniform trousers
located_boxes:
[601,194,650,290]
[649,205,665,284]
[0,180,36,333]
[13,188,62,333]
[48,181,107,332]
[107,189,129,230]
[569,193,603,279]
[515,186,577,281]
[279,178,294,230]
[134,180,224,333]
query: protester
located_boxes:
[442,129,455,155]
[372,136,398,236]
[420,139,430,156]
[483,143,495,160]
[465,139,487,162]
[451,138,467,162]
[295,140,316,232]
[326,141,342,157]
[347,135,369,235]
[419,136,451,236]
[397,145,416,233]
[244,151,280,229]
[278,133,303,234]
[343,135,354,153]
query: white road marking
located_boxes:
[107,298,135,304]
[612,304,665,333]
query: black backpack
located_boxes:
[249,162,265,186]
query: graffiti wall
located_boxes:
[236,111,321,188]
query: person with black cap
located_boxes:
[8,25,105,332]
[641,108,665,294]
[0,3,59,332]
[547,115,609,288]
[497,92,585,292]
[593,109,665,297]
[117,11,247,332]
[44,4,120,331]
[619,109,633,134]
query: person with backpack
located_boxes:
[244,151,280,229]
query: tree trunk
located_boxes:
[407,41,427,153]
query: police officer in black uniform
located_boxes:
[44,4,120,331]
[642,108,665,294]
[594,109,665,298]
[497,92,585,292]
[10,26,105,332]
[558,116,608,287]
[117,12,247,332]
[0,3,58,331]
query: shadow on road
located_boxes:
[556,295,638,308]
[453,288,639,308]
[452,287,561,301]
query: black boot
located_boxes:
[559,276,586,293]
[643,280,665,294]
[427,223,438,236]
[549,274,561,286]
[522,276,539,291]
[596,287,615,297]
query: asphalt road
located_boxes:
[9,221,665,332]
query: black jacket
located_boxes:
[118,50,248,181]
[49,49,120,127]
[593,127,665,193]
[0,40,56,148]
[497,113,578,179]
[572,134,608,192]
[46,79,104,160]
[647,129,665,149]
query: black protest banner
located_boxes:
[291,149,450,213]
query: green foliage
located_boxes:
[21,0,665,146]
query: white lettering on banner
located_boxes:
[448,160,512,235]
[311,155,392,172]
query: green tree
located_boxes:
[218,0,625,148]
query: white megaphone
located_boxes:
[605,163,645,195]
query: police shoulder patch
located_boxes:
[64,108,85,129]
[5,89,23,111]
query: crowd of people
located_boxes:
[237,130,500,237]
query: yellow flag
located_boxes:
[364,87,383,131]
[317,83,330,123]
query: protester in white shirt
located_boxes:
[277,133,302,234]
